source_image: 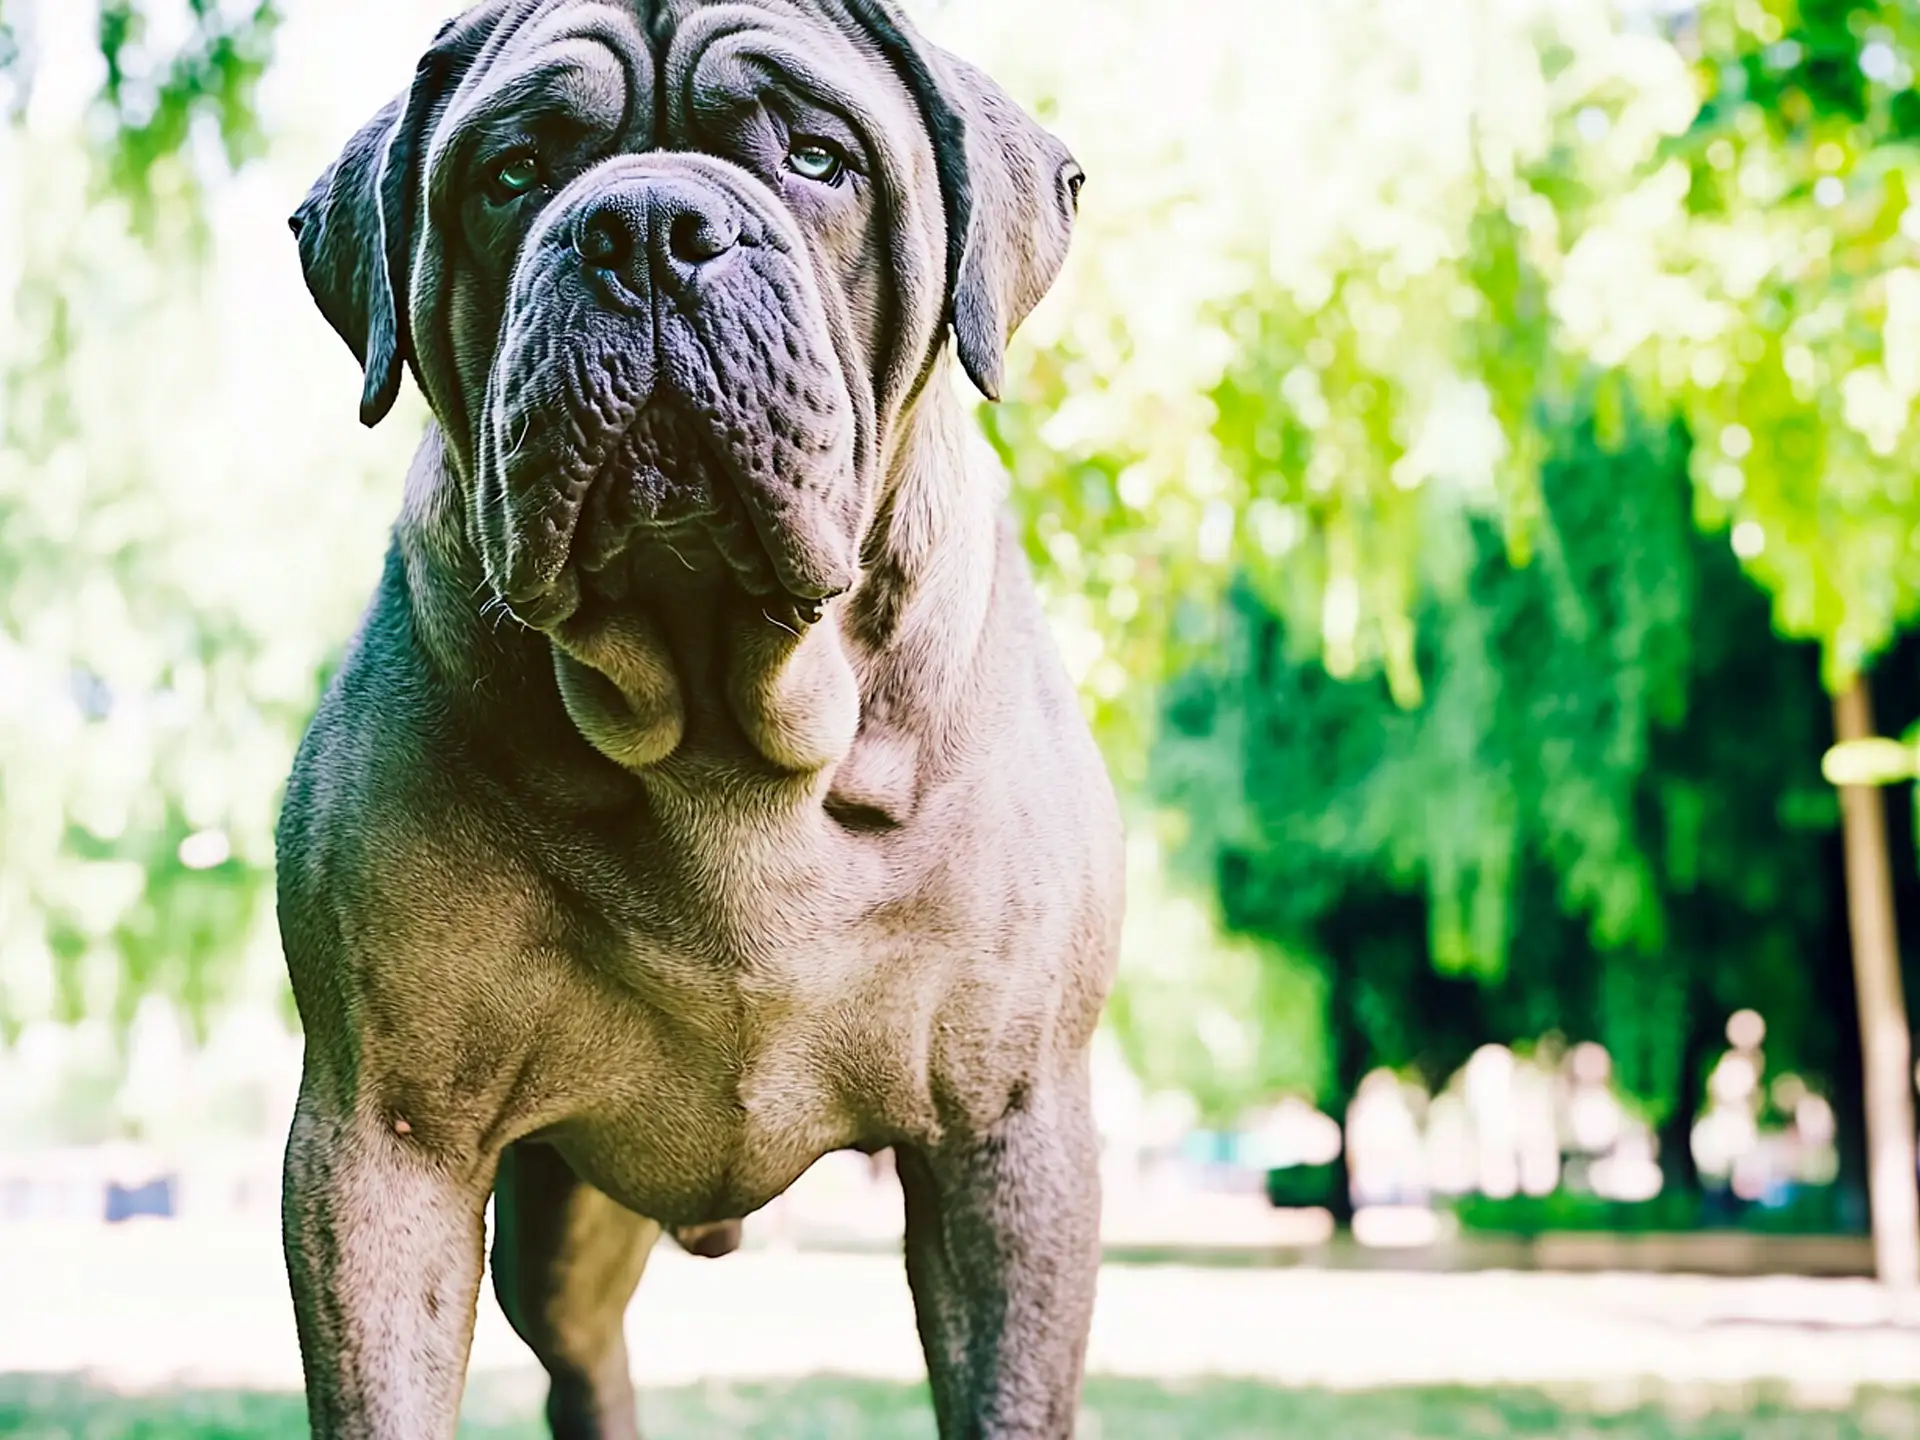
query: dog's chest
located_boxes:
[534,812,943,1223]
[569,795,895,989]
[544,943,934,1225]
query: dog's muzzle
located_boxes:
[477,159,864,630]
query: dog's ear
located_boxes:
[289,25,469,428]
[847,2,1082,403]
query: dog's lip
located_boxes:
[699,410,857,603]
[499,395,855,616]
[503,568,581,630]
[490,402,650,619]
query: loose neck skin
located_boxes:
[389,361,1004,805]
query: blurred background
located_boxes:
[7,0,1920,1435]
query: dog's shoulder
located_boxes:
[277,545,515,956]
[282,548,443,836]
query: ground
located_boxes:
[4,1218,1920,1437]
[6,1376,1920,1438]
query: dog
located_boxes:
[278,2,1123,1435]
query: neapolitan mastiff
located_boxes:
[278,1,1121,1435]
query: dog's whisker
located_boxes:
[479,594,525,636]
[763,609,801,639]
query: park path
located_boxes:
[4,1217,1920,1398]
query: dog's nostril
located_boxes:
[575,188,737,292]
[576,213,629,270]
[669,210,738,266]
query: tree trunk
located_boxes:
[1322,943,1365,1228]
[1817,826,1874,1233]
[1833,674,1920,1289]
[1658,979,1713,1225]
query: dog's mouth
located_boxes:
[483,376,862,632]
[568,397,787,601]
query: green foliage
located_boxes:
[1449,1184,1849,1237]
[1567,0,1920,679]
[962,0,1920,716]
[955,0,1920,1119]
[0,0,280,232]
[0,6,414,1032]
[1153,418,1832,1113]
[946,0,1653,772]
[1157,417,1699,981]
[93,0,281,228]
[0,162,304,1030]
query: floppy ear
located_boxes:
[845,2,1083,403]
[288,28,467,428]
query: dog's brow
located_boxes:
[683,39,867,145]
[479,58,629,132]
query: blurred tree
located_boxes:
[0,1,404,1039]
[1551,0,1920,1287]
[1,0,277,1037]
[1154,416,1843,1220]
[945,0,1673,774]
[0,157,326,1033]
[0,0,279,231]
[962,0,1920,1266]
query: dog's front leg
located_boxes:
[282,1083,493,1439]
[897,1063,1103,1440]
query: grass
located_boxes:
[3,1376,1920,1439]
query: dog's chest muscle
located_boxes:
[539,806,925,1221]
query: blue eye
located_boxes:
[491,154,543,199]
[786,140,846,185]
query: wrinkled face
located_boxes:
[294,0,1082,630]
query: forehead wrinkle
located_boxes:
[671,23,915,154]
[441,2,654,138]
[427,23,656,196]
[482,52,629,131]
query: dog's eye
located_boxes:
[1064,163,1086,211]
[489,153,544,201]
[786,139,846,186]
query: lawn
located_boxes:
[4,1376,1920,1439]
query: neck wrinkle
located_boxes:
[397,424,550,699]
[851,375,1000,730]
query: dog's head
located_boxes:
[291,0,1082,628]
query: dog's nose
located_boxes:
[574,179,740,296]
